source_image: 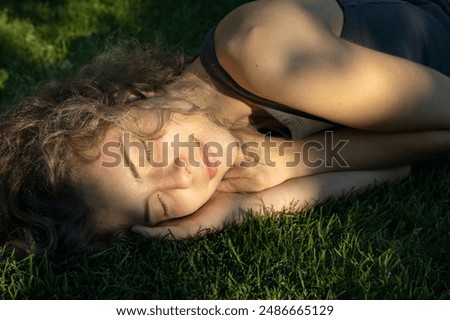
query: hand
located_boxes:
[217,136,312,193]
[217,163,289,193]
[131,192,250,239]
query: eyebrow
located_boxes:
[119,138,142,182]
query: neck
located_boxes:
[181,58,255,126]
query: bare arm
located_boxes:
[218,129,450,192]
[304,129,450,173]
[131,166,410,239]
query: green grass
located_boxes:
[1,0,449,300]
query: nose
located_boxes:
[170,157,193,189]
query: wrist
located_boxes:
[267,139,312,180]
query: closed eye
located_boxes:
[144,141,157,166]
[157,193,170,218]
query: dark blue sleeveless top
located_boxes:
[198,0,450,123]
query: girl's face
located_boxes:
[80,109,240,232]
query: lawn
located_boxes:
[1,0,449,300]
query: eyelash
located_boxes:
[144,142,154,165]
[157,194,169,217]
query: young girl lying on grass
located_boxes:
[1,0,449,257]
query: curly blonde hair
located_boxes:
[0,45,190,258]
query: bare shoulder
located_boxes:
[216,0,343,39]
[214,0,344,92]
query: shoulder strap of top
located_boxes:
[198,27,334,124]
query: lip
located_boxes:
[198,140,218,180]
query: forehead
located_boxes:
[78,127,145,231]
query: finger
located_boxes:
[217,178,251,192]
[216,179,239,193]
[222,166,254,179]
[131,225,185,240]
